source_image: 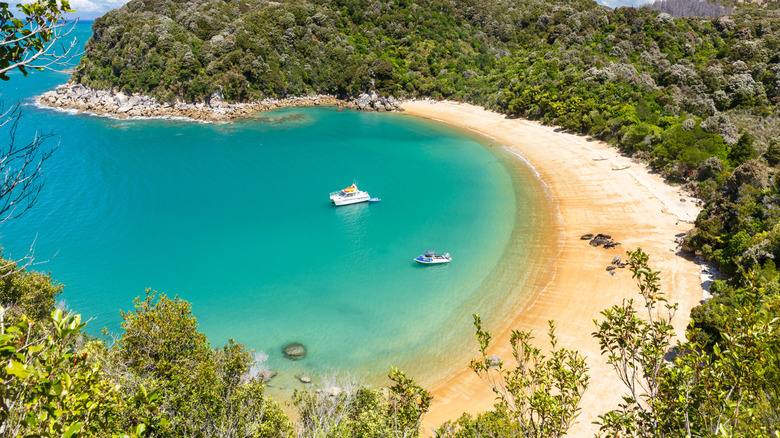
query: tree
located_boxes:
[729,132,757,167]
[116,289,210,379]
[1,0,78,276]
[0,306,161,437]
[593,249,780,437]
[0,251,62,320]
[113,290,292,438]
[0,0,79,80]
[0,101,55,227]
[294,368,431,438]
[593,248,678,436]
[447,315,589,438]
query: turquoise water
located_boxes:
[0,23,552,394]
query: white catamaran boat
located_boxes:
[414,250,452,264]
[330,183,371,206]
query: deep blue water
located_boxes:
[0,22,551,393]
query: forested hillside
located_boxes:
[76,0,780,172]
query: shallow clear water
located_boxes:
[0,23,552,395]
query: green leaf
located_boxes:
[5,360,31,378]
[63,422,84,438]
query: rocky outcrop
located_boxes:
[282,342,307,360]
[37,83,402,123]
[584,233,622,249]
[350,90,400,112]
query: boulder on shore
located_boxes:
[283,342,307,360]
[588,233,621,249]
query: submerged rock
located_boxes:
[258,370,277,382]
[297,374,312,383]
[283,342,307,360]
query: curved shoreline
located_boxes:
[36,84,706,433]
[398,101,704,436]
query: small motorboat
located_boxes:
[330,182,371,206]
[414,250,452,264]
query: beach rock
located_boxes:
[488,354,502,368]
[604,242,621,249]
[258,370,277,382]
[356,93,371,110]
[327,386,342,397]
[589,236,610,247]
[595,233,612,240]
[580,233,594,240]
[283,342,307,360]
[606,265,617,271]
[36,82,391,122]
[611,255,621,265]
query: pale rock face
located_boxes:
[37,83,402,122]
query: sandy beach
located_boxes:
[399,100,705,436]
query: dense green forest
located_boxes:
[2,0,780,435]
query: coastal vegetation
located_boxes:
[5,250,776,436]
[3,0,780,436]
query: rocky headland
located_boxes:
[37,83,403,122]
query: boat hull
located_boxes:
[331,194,371,205]
[414,256,452,264]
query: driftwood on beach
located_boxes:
[37,83,403,122]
